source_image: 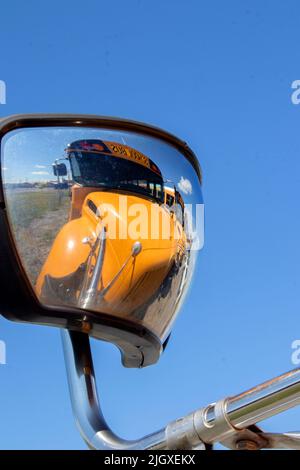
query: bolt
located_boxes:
[236,439,259,451]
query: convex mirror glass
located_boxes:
[1,126,203,344]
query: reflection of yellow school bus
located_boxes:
[36,140,187,333]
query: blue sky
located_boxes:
[1,0,300,449]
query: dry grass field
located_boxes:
[5,189,70,285]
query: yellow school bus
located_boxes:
[36,139,187,334]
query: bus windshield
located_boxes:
[68,151,164,202]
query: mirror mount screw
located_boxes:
[235,439,259,450]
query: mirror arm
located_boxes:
[61,329,175,450]
[61,329,300,450]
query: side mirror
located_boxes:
[53,162,67,176]
[0,114,203,367]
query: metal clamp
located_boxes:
[166,413,206,450]
[194,399,237,443]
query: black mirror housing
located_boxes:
[0,114,202,368]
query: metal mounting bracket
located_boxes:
[61,329,300,450]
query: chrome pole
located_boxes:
[227,368,300,428]
[201,368,300,432]
[190,368,300,448]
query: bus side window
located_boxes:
[149,183,154,196]
[138,179,147,189]
[156,184,162,200]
